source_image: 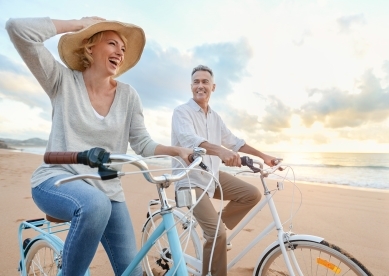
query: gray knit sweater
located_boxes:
[6,17,158,201]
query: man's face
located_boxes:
[191,70,215,106]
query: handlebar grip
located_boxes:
[240,156,253,167]
[44,148,110,168]
[188,153,209,171]
[188,154,194,163]
[44,152,80,164]
[222,156,251,166]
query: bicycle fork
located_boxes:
[268,197,303,276]
[123,183,188,276]
[261,177,303,276]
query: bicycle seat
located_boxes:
[46,214,69,223]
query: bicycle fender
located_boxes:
[252,234,324,276]
[141,209,195,232]
[24,234,64,254]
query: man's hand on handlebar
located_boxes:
[220,150,242,167]
[261,153,279,167]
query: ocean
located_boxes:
[12,147,389,191]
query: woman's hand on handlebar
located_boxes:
[178,147,195,165]
[154,145,194,165]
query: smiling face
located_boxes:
[191,70,216,110]
[88,31,126,76]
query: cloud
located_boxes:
[119,38,252,110]
[299,69,389,128]
[0,71,51,119]
[338,123,389,143]
[382,60,389,84]
[337,14,366,34]
[0,54,52,121]
[292,29,312,46]
[214,94,293,146]
[260,95,293,132]
[222,108,260,131]
[0,54,29,75]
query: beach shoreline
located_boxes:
[1,149,388,275]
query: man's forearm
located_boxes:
[199,141,241,166]
[198,141,224,156]
[238,144,264,157]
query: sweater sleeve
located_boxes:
[5,17,64,99]
[127,88,159,157]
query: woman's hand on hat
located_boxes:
[52,16,106,34]
[79,16,106,29]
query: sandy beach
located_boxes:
[0,149,388,275]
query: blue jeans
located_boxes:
[32,175,142,276]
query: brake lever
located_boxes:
[54,174,102,186]
[240,156,261,173]
[188,147,209,172]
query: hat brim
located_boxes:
[58,20,145,78]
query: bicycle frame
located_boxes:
[177,166,325,276]
[226,174,324,275]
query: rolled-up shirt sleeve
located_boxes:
[220,118,245,152]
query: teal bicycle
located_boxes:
[18,147,206,276]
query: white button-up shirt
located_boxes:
[171,98,245,197]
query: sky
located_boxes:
[0,0,389,153]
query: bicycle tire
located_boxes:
[255,239,373,276]
[24,239,61,276]
[141,210,202,276]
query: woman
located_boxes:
[6,17,192,276]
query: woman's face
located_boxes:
[88,31,126,76]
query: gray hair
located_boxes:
[191,65,214,77]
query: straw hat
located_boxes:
[58,20,145,77]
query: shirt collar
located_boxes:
[188,98,212,114]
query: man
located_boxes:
[171,65,278,275]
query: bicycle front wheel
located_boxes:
[256,240,372,276]
[24,239,61,275]
[141,210,202,276]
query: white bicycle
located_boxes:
[141,157,373,276]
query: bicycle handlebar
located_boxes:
[44,147,282,186]
[44,147,207,186]
[239,156,283,176]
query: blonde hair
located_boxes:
[75,31,128,70]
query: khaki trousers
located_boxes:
[193,171,261,276]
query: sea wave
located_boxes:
[287,163,389,170]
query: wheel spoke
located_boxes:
[25,240,60,276]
